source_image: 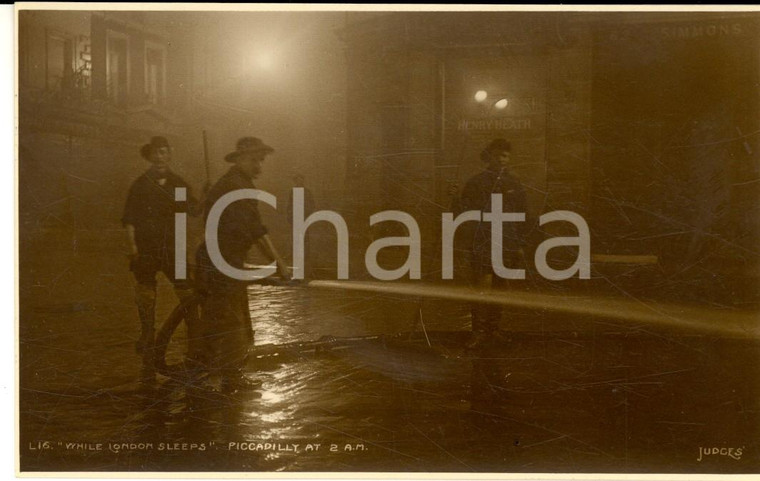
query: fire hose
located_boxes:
[153,277,759,377]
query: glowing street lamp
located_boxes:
[474,90,488,103]
[494,98,508,109]
[256,52,274,71]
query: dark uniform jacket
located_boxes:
[460,168,528,257]
[196,165,268,291]
[122,168,196,255]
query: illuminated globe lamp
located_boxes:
[257,52,274,71]
[494,98,508,110]
[474,90,488,103]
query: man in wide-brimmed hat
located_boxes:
[460,138,528,349]
[122,135,200,386]
[195,136,289,394]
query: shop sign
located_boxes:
[457,117,533,132]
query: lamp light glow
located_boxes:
[257,53,274,70]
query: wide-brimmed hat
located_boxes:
[480,138,511,161]
[484,138,511,153]
[140,136,170,160]
[224,136,275,162]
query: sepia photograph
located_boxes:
[15,3,760,476]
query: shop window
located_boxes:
[106,30,129,105]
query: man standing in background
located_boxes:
[460,138,528,349]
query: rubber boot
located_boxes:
[175,287,207,381]
[135,284,157,384]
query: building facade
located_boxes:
[341,11,760,302]
[19,10,350,267]
[18,10,203,232]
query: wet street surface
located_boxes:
[18,232,760,473]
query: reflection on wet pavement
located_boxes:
[20,284,760,473]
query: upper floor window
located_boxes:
[106,30,129,105]
[45,28,73,92]
[144,42,166,105]
[73,35,92,92]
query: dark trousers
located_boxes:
[470,251,520,334]
[194,245,254,384]
[131,247,195,380]
[200,283,253,383]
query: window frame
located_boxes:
[44,27,73,92]
[143,40,167,105]
[105,29,130,104]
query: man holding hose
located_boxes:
[194,136,290,394]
